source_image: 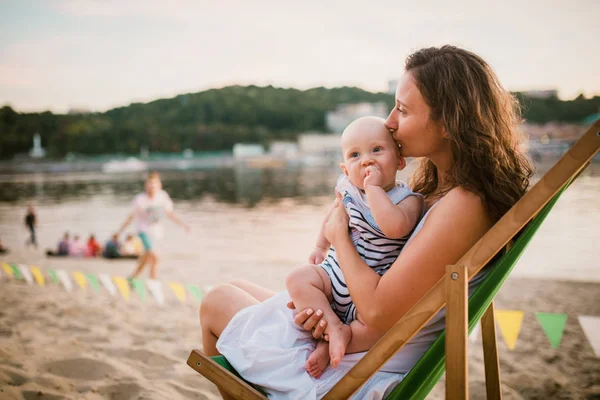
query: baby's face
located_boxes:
[340,118,404,191]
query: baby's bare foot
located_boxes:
[305,341,330,378]
[327,324,352,368]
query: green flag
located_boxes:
[187,285,204,303]
[85,273,100,292]
[131,279,146,301]
[48,270,60,285]
[535,312,567,349]
[10,264,22,280]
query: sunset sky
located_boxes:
[1,0,598,113]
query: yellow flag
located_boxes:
[73,271,87,290]
[169,282,186,303]
[113,277,130,301]
[30,266,45,286]
[2,263,14,278]
[496,310,524,350]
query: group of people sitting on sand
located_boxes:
[46,232,143,259]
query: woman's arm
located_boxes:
[325,187,493,332]
[166,210,191,232]
[116,213,134,236]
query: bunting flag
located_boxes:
[2,262,14,277]
[48,269,60,285]
[30,266,45,286]
[131,279,146,301]
[55,270,73,292]
[113,277,131,301]
[535,312,568,349]
[578,316,600,358]
[10,264,22,280]
[98,273,117,297]
[147,280,165,305]
[187,284,204,303]
[169,282,186,303]
[17,265,34,284]
[73,271,87,291]
[496,310,524,350]
[85,273,100,292]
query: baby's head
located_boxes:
[340,116,405,191]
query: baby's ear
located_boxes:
[397,157,407,171]
[340,163,349,176]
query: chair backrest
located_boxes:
[384,182,570,400]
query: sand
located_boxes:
[1,271,599,400]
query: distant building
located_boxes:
[521,90,558,99]
[270,141,299,157]
[326,102,389,133]
[233,143,265,158]
[298,132,341,158]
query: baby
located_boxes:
[286,116,423,378]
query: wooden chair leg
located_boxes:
[187,350,267,400]
[445,264,469,400]
[481,302,503,400]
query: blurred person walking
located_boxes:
[24,205,37,248]
[116,172,190,280]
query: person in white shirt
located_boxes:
[116,172,190,279]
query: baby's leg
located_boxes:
[345,313,385,354]
[285,265,351,368]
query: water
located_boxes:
[0,160,598,288]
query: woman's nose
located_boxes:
[385,111,397,134]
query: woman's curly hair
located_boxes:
[406,45,534,221]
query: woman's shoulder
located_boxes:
[426,187,491,231]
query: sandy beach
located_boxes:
[1,261,599,399]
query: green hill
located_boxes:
[1,85,598,160]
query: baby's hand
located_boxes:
[363,165,384,188]
[308,247,327,265]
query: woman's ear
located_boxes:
[340,163,349,176]
[397,157,407,171]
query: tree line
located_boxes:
[1,85,598,160]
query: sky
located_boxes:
[1,0,599,114]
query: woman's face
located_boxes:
[385,72,447,159]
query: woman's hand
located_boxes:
[323,193,350,246]
[287,301,328,339]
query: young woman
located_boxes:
[199,45,533,399]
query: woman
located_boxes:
[199,46,533,399]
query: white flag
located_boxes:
[17,264,34,285]
[98,273,117,297]
[578,316,600,358]
[147,279,165,305]
[56,270,73,292]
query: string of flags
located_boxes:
[1,262,208,306]
[2,261,599,357]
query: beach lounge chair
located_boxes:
[187,120,600,400]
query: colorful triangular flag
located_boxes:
[1,262,13,277]
[72,271,87,290]
[496,310,524,350]
[169,282,186,303]
[17,265,33,284]
[98,273,117,296]
[131,279,146,301]
[48,269,60,285]
[147,280,164,305]
[535,312,567,349]
[10,264,22,280]
[30,266,45,286]
[56,270,73,292]
[113,276,130,301]
[85,273,100,292]
[578,316,600,358]
[187,284,204,303]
